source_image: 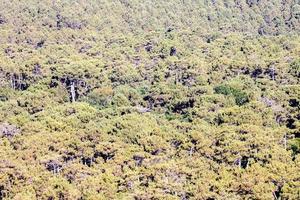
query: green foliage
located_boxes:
[0,0,299,199]
[290,138,300,156]
[83,87,113,108]
[289,59,300,78]
[214,85,249,106]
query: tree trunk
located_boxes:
[11,75,15,90]
[70,82,76,103]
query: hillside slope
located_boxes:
[0,1,300,199]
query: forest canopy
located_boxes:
[0,0,299,199]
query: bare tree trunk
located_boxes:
[19,74,21,89]
[70,82,76,103]
[11,75,15,90]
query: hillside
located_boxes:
[0,0,300,199]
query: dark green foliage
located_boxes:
[214,85,249,106]
[291,138,300,156]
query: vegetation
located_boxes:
[214,85,249,106]
[0,0,299,199]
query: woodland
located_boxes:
[0,0,299,199]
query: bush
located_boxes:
[84,87,113,108]
[290,138,300,156]
[214,85,249,106]
[289,59,300,78]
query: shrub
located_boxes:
[85,87,113,108]
[289,59,300,78]
[290,138,300,156]
[214,85,249,106]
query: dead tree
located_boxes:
[70,81,76,103]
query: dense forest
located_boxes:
[0,0,299,199]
